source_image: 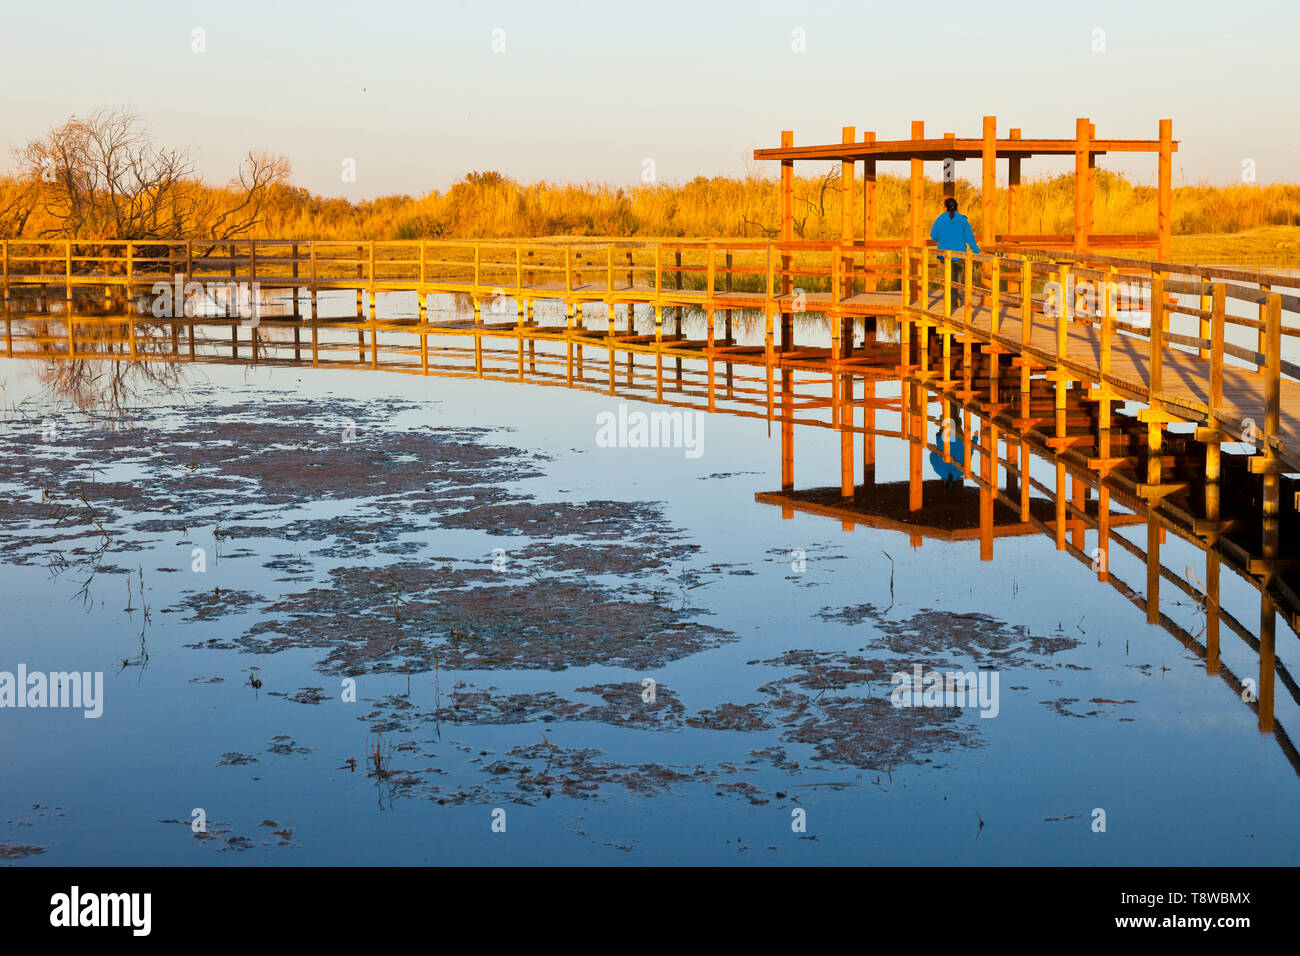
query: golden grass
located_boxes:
[6,168,1300,264]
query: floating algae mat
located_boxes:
[1,359,1298,865]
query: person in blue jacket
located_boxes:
[930,197,980,306]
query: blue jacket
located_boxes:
[930,212,980,255]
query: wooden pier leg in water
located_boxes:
[473,299,484,378]
[724,252,734,396]
[1054,461,1067,551]
[527,300,536,373]
[608,303,616,394]
[1096,411,1111,581]
[1260,586,1276,733]
[292,242,300,325]
[654,306,663,402]
[626,305,634,387]
[863,378,876,486]
[1145,272,1166,495]
[311,290,320,368]
[707,354,716,413]
[357,287,366,362]
[1146,516,1161,625]
[979,425,996,561]
[230,323,237,360]
[1258,481,1279,730]
[1071,476,1086,551]
[781,369,794,491]
[1205,481,1221,674]
[356,244,364,320]
[840,374,853,499]
[1020,436,1031,523]
[369,289,379,370]
[419,292,430,375]
[909,382,923,512]
[566,302,576,385]
[517,302,525,383]
[962,408,973,480]
[1256,293,1281,731]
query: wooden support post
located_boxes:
[1074,118,1092,252]
[941,253,953,385]
[356,244,364,318]
[919,251,931,377]
[780,130,794,352]
[1148,272,1165,490]
[126,242,134,315]
[841,126,855,305]
[64,239,73,313]
[420,241,430,326]
[1157,119,1173,262]
[862,131,877,293]
[1021,257,1032,349]
[720,250,734,391]
[1007,129,1021,237]
[963,249,973,322]
[942,132,956,200]
[1206,283,1225,483]
[909,120,925,249]
[1261,293,1281,519]
[654,306,663,402]
[764,242,776,418]
[899,249,911,368]
[981,116,996,249]
[1056,264,1070,368]
[291,242,300,321]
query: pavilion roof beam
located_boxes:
[754,138,1178,163]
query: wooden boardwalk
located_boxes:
[3,235,1298,493]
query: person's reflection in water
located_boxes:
[930,417,969,487]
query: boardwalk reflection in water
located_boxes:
[2,283,1299,863]
[759,367,1300,777]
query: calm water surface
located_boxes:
[1,318,1297,865]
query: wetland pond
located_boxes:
[1,332,1298,865]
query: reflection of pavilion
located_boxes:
[757,362,1300,776]
[756,479,1144,549]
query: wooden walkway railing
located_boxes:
[3,235,1298,485]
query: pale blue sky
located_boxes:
[2,0,1296,198]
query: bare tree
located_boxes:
[0,176,37,236]
[16,108,289,241]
